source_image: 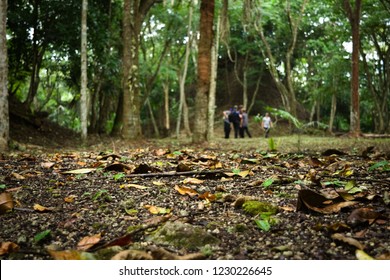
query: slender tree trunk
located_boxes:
[80,0,88,141]
[176,2,193,138]
[207,14,220,141]
[329,91,337,133]
[0,0,8,151]
[163,81,170,134]
[193,0,214,143]
[344,0,362,136]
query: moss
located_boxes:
[242,200,278,216]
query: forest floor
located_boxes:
[1,116,390,260]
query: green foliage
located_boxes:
[34,230,51,243]
[368,161,389,172]
[112,173,125,181]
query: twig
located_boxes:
[125,169,230,178]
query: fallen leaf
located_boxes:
[0,241,19,256]
[62,168,96,174]
[11,172,25,180]
[41,162,55,169]
[331,233,364,250]
[174,185,198,197]
[144,205,171,215]
[183,178,204,184]
[297,189,357,214]
[0,192,14,214]
[77,233,102,251]
[347,208,382,226]
[47,249,96,260]
[198,191,216,202]
[152,181,165,186]
[64,195,77,203]
[33,204,53,212]
[355,249,374,260]
[120,183,149,190]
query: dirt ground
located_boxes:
[1,117,390,260]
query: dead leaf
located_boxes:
[33,203,54,212]
[0,241,19,255]
[347,208,382,226]
[48,249,83,260]
[0,192,14,214]
[355,249,374,260]
[41,162,55,169]
[120,183,149,190]
[77,233,102,251]
[11,172,25,180]
[64,195,77,203]
[104,163,132,172]
[62,168,96,174]
[174,185,199,197]
[198,191,216,202]
[331,233,364,250]
[144,205,171,215]
[182,178,204,184]
[297,189,356,214]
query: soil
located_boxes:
[1,116,390,260]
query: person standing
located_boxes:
[240,108,252,138]
[223,109,231,138]
[261,112,273,138]
[229,105,241,138]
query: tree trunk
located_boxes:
[80,0,88,142]
[193,0,214,143]
[163,81,170,135]
[0,0,8,151]
[176,2,193,138]
[207,14,220,141]
[121,0,159,139]
[344,0,362,136]
[329,91,337,133]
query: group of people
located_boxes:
[223,105,273,139]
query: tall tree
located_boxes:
[0,0,8,151]
[193,0,214,143]
[121,0,161,139]
[80,0,88,141]
[343,0,362,136]
[0,0,9,151]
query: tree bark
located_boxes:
[343,0,362,136]
[121,0,160,139]
[193,0,214,143]
[80,0,88,141]
[0,0,8,151]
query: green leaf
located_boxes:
[255,219,270,231]
[93,189,108,200]
[368,160,389,172]
[34,230,51,243]
[344,181,362,194]
[261,177,274,188]
[113,173,125,181]
[0,184,7,190]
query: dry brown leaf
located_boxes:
[347,208,382,226]
[0,241,19,256]
[77,233,102,251]
[331,233,364,250]
[183,178,204,185]
[64,195,77,203]
[144,205,171,215]
[174,185,199,197]
[297,189,356,214]
[198,191,216,202]
[41,162,55,169]
[11,172,25,180]
[48,249,83,260]
[0,192,14,214]
[33,203,54,212]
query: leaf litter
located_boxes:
[0,144,389,260]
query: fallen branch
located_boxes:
[125,169,230,178]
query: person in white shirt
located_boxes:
[261,112,273,138]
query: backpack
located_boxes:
[229,110,240,123]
